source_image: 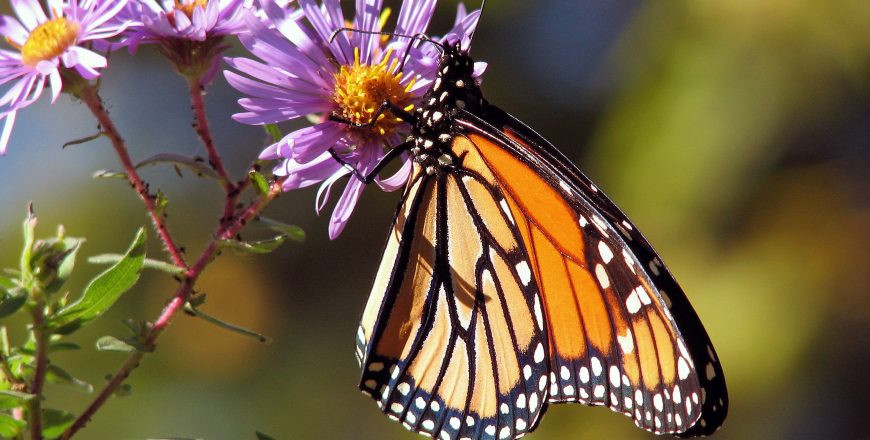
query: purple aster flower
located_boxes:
[0,0,130,155]
[118,0,250,81]
[226,0,484,239]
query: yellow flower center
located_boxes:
[20,17,80,67]
[332,48,416,141]
[175,0,209,19]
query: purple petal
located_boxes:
[328,176,365,239]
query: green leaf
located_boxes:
[219,235,289,255]
[263,123,283,142]
[95,336,136,353]
[62,131,103,149]
[0,390,36,404]
[0,276,15,290]
[0,413,25,438]
[135,153,221,180]
[184,302,271,343]
[256,217,305,242]
[47,228,146,335]
[92,170,128,179]
[49,237,84,293]
[30,234,85,294]
[48,342,81,353]
[41,408,75,439]
[249,170,270,196]
[20,205,37,279]
[256,431,278,440]
[154,189,169,216]
[0,288,27,319]
[46,365,93,393]
[87,254,184,275]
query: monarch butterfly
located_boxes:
[337,25,728,440]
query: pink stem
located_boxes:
[60,182,282,440]
[79,86,189,271]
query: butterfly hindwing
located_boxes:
[358,164,550,440]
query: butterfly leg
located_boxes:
[329,141,412,184]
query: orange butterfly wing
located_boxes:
[457,106,727,436]
[356,104,727,439]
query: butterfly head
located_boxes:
[409,42,484,173]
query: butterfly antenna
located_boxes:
[329,28,444,74]
[466,0,488,47]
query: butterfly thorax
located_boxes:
[409,43,485,174]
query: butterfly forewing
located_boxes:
[455,107,727,435]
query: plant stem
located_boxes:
[188,77,233,190]
[78,86,189,271]
[27,305,48,440]
[59,183,281,440]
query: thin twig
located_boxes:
[59,183,281,440]
[188,78,233,189]
[78,86,189,271]
[27,305,48,440]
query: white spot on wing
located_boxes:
[534,343,545,363]
[397,382,410,395]
[533,295,544,330]
[595,264,610,289]
[529,393,539,412]
[516,394,527,409]
[449,417,461,429]
[598,241,614,264]
[579,367,590,383]
[622,249,636,274]
[617,329,634,354]
[591,357,603,376]
[609,366,621,387]
[593,384,605,398]
[636,285,652,305]
[626,290,642,314]
[678,357,691,380]
[592,214,608,235]
[516,261,532,286]
[499,199,515,224]
[368,362,384,372]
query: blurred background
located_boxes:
[0,0,868,438]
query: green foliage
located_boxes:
[256,431,278,440]
[257,217,305,242]
[46,365,93,393]
[249,170,270,196]
[184,298,271,343]
[263,123,283,142]
[47,228,147,335]
[88,254,184,276]
[41,408,75,439]
[135,153,222,181]
[0,413,25,438]
[95,336,137,353]
[0,210,156,439]
[219,234,293,255]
